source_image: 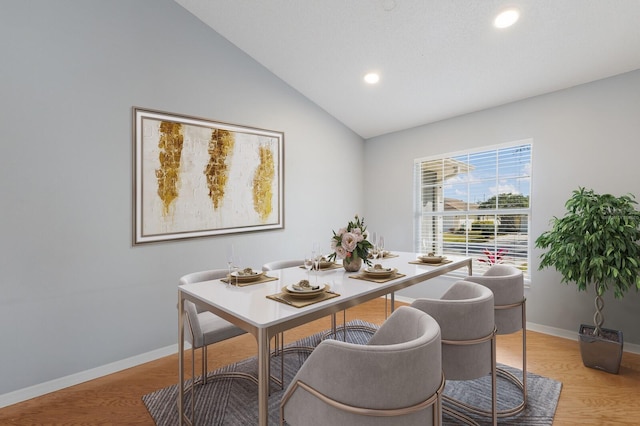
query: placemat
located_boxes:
[408,259,453,267]
[221,274,278,287]
[349,272,407,283]
[266,289,340,308]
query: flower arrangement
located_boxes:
[327,215,373,266]
[478,248,507,265]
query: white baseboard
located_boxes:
[2,302,639,409]
[0,344,180,409]
[526,322,640,354]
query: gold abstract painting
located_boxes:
[134,108,284,244]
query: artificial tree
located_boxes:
[535,187,640,372]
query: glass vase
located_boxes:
[343,253,363,272]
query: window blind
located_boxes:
[414,141,532,279]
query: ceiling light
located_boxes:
[494,9,519,29]
[364,72,380,84]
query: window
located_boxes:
[414,140,532,279]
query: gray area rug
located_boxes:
[143,320,562,425]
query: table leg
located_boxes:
[178,294,185,425]
[257,328,270,426]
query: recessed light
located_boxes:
[494,9,519,29]
[364,72,380,84]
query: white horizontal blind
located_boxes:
[414,141,532,279]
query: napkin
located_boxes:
[292,280,320,291]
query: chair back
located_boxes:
[282,306,442,425]
[262,259,303,271]
[179,269,229,347]
[411,280,494,381]
[464,264,524,334]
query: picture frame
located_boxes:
[133,107,284,244]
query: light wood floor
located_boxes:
[1,298,639,425]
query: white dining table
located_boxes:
[177,251,472,425]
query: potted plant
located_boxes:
[535,187,640,374]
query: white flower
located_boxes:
[335,245,348,259]
[352,227,364,242]
[342,232,358,252]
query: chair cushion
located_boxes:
[199,312,246,347]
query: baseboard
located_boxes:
[0,344,180,409]
[526,322,640,355]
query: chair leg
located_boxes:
[494,301,527,416]
[491,333,497,425]
[523,302,528,405]
[202,345,208,385]
[442,329,498,425]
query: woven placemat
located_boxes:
[408,259,453,266]
[266,289,340,308]
[221,274,278,287]
[349,272,406,283]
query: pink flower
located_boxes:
[335,245,348,259]
[352,227,364,242]
[478,248,507,264]
[337,227,347,236]
[341,232,358,252]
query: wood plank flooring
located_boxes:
[1,298,639,425]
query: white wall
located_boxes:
[0,0,363,398]
[365,70,640,345]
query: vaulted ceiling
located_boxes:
[175,0,640,139]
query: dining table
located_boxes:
[177,251,472,425]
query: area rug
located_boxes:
[143,320,562,425]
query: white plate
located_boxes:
[418,255,446,264]
[363,267,396,277]
[283,284,329,298]
[287,283,324,293]
[230,271,263,282]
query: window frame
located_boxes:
[413,139,532,280]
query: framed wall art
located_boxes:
[133,107,284,244]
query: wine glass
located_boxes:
[314,249,324,284]
[378,236,385,258]
[422,238,429,255]
[370,245,379,262]
[304,254,314,280]
[226,244,235,284]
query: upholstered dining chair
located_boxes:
[280,306,444,426]
[179,269,250,386]
[464,264,527,416]
[262,259,304,271]
[411,280,497,426]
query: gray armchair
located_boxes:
[179,270,249,385]
[464,264,527,416]
[411,280,497,425]
[280,306,444,426]
[262,259,304,271]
